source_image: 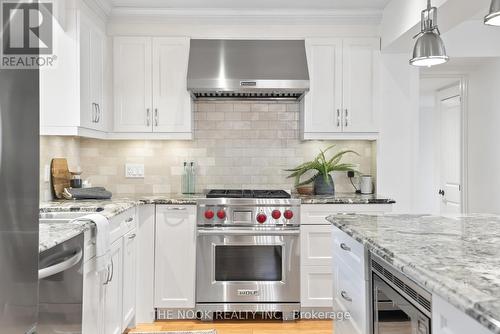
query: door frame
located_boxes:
[421,74,469,214]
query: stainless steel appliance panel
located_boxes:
[0,68,39,334]
[38,234,84,334]
[197,228,300,303]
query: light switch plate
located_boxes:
[125,163,145,178]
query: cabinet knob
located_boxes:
[341,290,352,302]
[146,108,151,126]
[336,109,341,127]
[340,243,351,252]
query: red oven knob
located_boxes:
[256,213,267,224]
[271,210,282,220]
[217,210,226,219]
[204,210,214,220]
[283,210,294,220]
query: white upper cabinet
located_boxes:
[113,37,153,133]
[302,37,380,140]
[303,38,343,134]
[114,37,192,139]
[40,4,109,137]
[152,38,192,135]
[342,38,380,133]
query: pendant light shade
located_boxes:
[410,0,449,67]
[485,0,500,26]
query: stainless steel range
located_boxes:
[196,190,301,321]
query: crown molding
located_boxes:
[109,8,383,25]
[84,0,113,17]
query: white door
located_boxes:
[152,37,192,134]
[114,37,153,132]
[342,38,379,133]
[438,86,462,215]
[104,239,123,334]
[303,38,343,135]
[154,205,196,308]
[122,229,137,329]
[90,29,105,130]
[82,257,105,334]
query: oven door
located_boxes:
[372,273,430,334]
[196,228,300,303]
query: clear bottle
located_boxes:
[181,162,188,194]
[189,162,196,194]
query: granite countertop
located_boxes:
[39,219,93,253]
[295,192,395,204]
[327,213,500,333]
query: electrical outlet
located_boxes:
[125,163,145,178]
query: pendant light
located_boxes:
[410,0,449,67]
[485,0,500,26]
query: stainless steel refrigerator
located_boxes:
[0,68,40,333]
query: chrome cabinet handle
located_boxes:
[96,104,101,123]
[154,108,159,126]
[103,264,110,285]
[345,109,349,127]
[336,109,340,127]
[92,103,96,123]
[108,258,114,283]
[167,207,187,211]
[146,108,151,126]
[340,243,351,251]
[128,233,136,239]
[125,217,134,223]
[341,290,352,302]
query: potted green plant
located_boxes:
[285,145,359,195]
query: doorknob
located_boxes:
[438,189,445,196]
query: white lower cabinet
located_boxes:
[331,224,369,334]
[104,239,124,334]
[432,294,490,334]
[82,255,105,334]
[154,205,196,309]
[300,204,391,310]
[122,228,137,329]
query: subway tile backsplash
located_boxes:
[40,101,375,199]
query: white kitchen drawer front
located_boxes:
[301,225,333,266]
[301,204,393,226]
[332,225,366,279]
[109,208,137,243]
[333,263,368,334]
[301,265,333,308]
[432,294,491,334]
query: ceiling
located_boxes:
[110,0,392,10]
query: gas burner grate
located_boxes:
[206,189,291,199]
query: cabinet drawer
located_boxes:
[333,263,368,334]
[301,225,333,266]
[109,208,136,243]
[301,204,393,226]
[301,265,333,308]
[332,225,366,279]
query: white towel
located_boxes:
[79,213,111,273]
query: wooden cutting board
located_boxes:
[51,158,71,199]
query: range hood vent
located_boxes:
[187,39,310,101]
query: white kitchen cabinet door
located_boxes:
[79,14,105,132]
[122,229,137,330]
[301,225,333,266]
[303,38,343,136]
[152,38,192,136]
[155,205,196,309]
[341,38,379,133]
[433,294,490,334]
[114,37,153,132]
[300,265,333,308]
[82,256,105,334]
[104,239,123,334]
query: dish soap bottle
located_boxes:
[181,162,189,194]
[188,162,196,194]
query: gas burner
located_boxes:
[206,189,291,199]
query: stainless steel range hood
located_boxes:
[187,39,310,101]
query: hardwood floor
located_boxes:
[129,319,332,334]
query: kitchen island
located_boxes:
[327,213,500,334]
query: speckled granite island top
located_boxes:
[296,192,395,204]
[327,213,500,333]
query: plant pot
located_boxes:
[314,174,335,195]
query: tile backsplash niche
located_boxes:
[40,101,376,199]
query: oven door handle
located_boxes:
[197,229,300,236]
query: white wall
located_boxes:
[467,58,500,214]
[377,54,420,213]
